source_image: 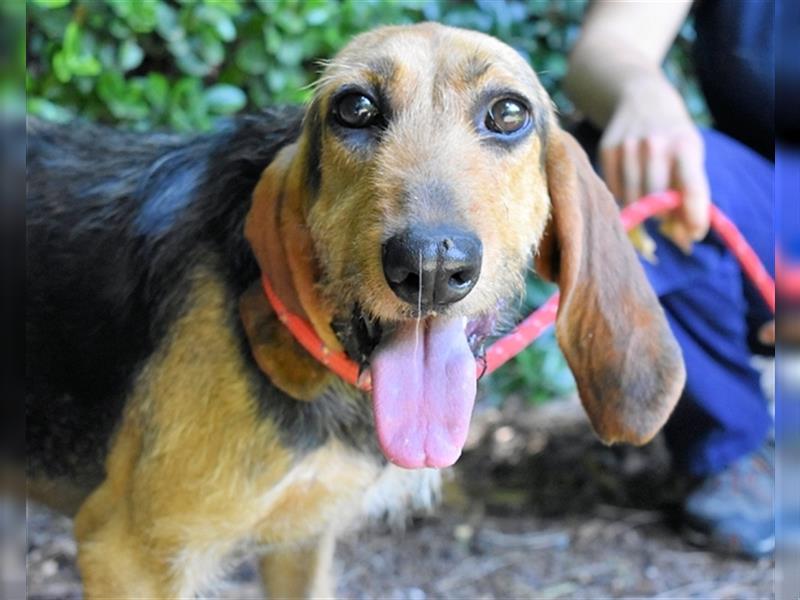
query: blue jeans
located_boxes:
[642,129,774,476]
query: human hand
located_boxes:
[599,76,711,253]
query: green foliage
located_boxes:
[1,2,25,118]
[27,0,706,130]
[27,0,596,131]
[26,0,703,404]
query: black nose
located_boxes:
[382,226,482,308]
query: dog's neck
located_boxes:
[241,145,342,399]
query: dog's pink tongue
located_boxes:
[371,317,476,469]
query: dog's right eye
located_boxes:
[333,93,380,128]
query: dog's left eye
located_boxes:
[485,99,529,134]
[333,93,380,128]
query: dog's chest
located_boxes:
[106,270,389,538]
[250,443,384,543]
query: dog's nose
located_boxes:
[382,226,482,308]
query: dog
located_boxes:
[26,23,685,598]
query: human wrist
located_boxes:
[617,71,691,123]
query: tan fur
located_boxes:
[240,281,334,401]
[259,530,337,599]
[74,269,389,597]
[312,27,551,325]
[246,24,554,339]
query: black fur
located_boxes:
[26,109,379,487]
[303,100,324,195]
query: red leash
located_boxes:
[261,191,776,391]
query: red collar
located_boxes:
[259,270,368,390]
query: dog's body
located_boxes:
[27,23,684,598]
[27,110,304,496]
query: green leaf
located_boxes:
[169,77,211,131]
[274,9,305,35]
[62,20,81,56]
[118,39,144,72]
[196,5,237,42]
[95,69,149,121]
[235,39,269,75]
[255,0,278,15]
[214,15,237,42]
[155,3,183,42]
[108,0,157,33]
[55,20,101,79]
[175,49,213,77]
[198,31,225,67]
[275,39,303,66]
[27,97,72,122]
[32,0,71,8]
[98,41,117,69]
[264,25,282,54]
[144,73,169,110]
[108,18,132,40]
[52,51,71,82]
[69,54,102,77]
[204,83,246,114]
[265,69,287,93]
[205,0,243,17]
[304,7,330,26]
[96,70,125,104]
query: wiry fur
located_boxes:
[26,23,683,598]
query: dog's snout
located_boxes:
[382,226,482,308]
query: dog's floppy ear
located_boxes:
[241,140,342,400]
[535,129,685,445]
[245,139,341,352]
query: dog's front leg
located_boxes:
[260,528,337,600]
[75,484,175,600]
[73,426,185,599]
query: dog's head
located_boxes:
[246,23,684,468]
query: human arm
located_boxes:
[564,0,709,250]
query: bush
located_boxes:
[27,0,590,129]
[26,0,703,404]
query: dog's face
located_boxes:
[246,23,685,469]
[306,24,552,325]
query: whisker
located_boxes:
[414,249,423,362]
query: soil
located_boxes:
[26,397,774,599]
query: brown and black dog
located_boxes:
[27,23,684,598]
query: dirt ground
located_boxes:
[26,397,774,599]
